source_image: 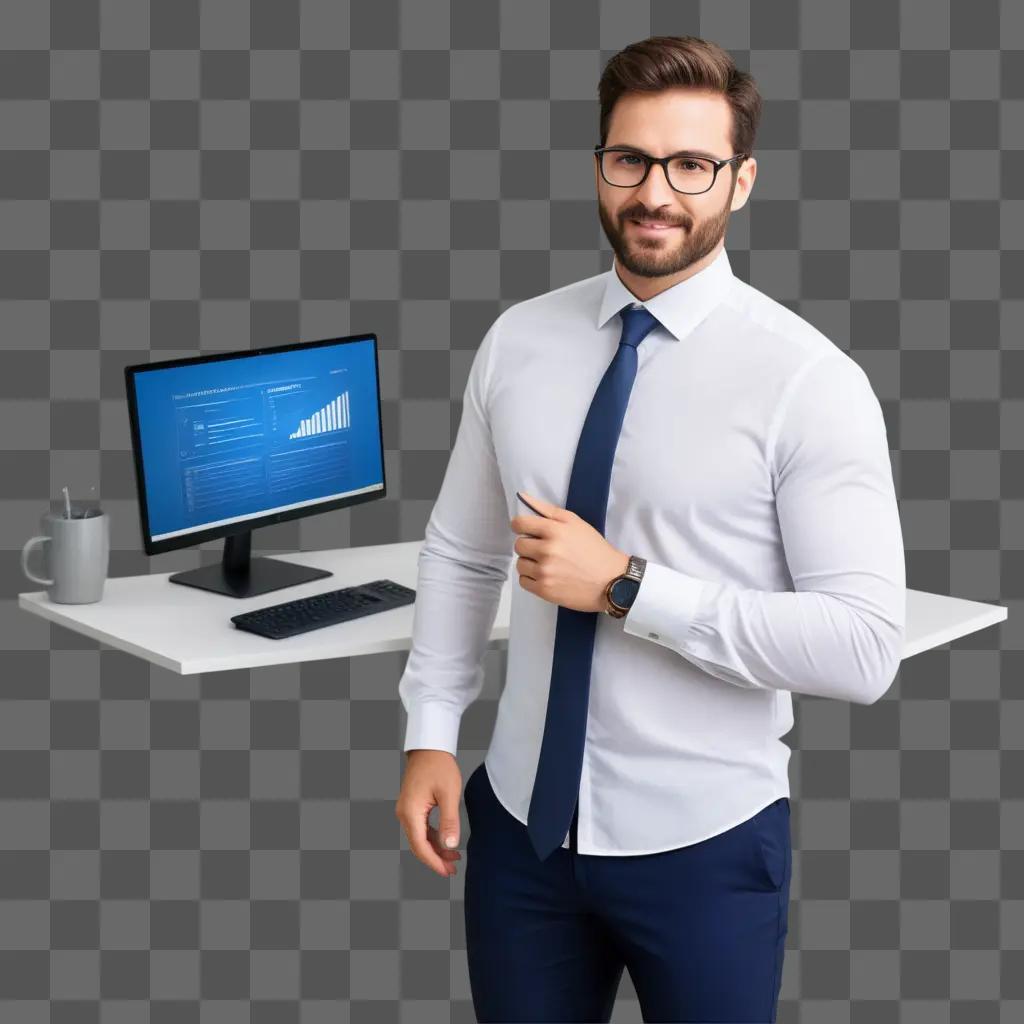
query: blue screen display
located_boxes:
[131,338,384,541]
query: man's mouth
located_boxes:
[630,219,681,233]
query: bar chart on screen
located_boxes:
[289,391,351,438]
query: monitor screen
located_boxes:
[126,335,385,550]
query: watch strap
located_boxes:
[623,554,646,583]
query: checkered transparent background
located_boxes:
[3,0,1024,1021]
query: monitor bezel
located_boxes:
[124,332,387,557]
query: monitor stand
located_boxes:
[168,530,332,598]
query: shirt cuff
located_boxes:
[621,560,706,653]
[402,700,463,756]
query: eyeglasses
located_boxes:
[593,145,749,195]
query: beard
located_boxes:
[597,172,737,279]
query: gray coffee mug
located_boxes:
[22,511,110,604]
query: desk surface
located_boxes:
[18,540,1008,675]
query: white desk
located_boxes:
[18,540,1008,675]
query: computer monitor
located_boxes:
[124,333,386,598]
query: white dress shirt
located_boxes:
[398,245,906,856]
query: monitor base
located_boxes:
[168,531,331,598]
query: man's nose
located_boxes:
[633,161,680,209]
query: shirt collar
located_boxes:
[596,245,735,342]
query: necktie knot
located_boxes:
[619,305,660,349]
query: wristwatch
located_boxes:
[604,555,647,618]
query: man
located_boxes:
[395,35,905,1023]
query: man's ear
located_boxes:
[730,158,756,213]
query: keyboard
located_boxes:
[230,578,416,640]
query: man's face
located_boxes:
[595,89,756,280]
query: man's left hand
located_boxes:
[510,492,629,614]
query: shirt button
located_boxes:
[649,632,659,640]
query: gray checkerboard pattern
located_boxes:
[2,0,1023,1020]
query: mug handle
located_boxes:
[21,536,54,586]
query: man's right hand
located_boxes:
[395,749,464,878]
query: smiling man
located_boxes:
[396,34,905,1024]
[595,88,751,293]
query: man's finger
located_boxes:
[427,823,462,863]
[511,514,552,536]
[436,792,461,851]
[402,804,453,878]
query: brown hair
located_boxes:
[597,35,763,177]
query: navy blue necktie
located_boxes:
[526,303,662,862]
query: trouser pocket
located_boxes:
[751,798,790,891]
[464,763,486,822]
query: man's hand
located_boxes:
[396,750,463,878]
[510,492,629,614]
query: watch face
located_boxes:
[610,577,640,608]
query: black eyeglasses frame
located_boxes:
[593,145,749,195]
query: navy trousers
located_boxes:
[463,762,791,1023]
